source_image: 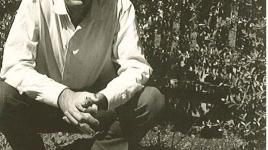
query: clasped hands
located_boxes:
[58,88,107,134]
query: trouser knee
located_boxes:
[0,81,27,129]
[0,80,20,99]
[137,86,165,120]
[0,81,21,112]
[121,86,165,142]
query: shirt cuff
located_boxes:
[99,84,144,110]
[98,88,118,110]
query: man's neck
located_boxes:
[66,0,92,27]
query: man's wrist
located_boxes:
[57,88,71,109]
[95,93,108,110]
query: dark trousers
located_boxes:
[0,81,165,150]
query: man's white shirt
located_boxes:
[0,0,152,110]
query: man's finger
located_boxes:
[79,123,95,134]
[76,104,86,112]
[135,111,149,124]
[81,112,100,127]
[69,108,84,123]
[62,116,71,124]
[83,104,98,114]
[134,105,147,116]
[83,96,94,108]
[64,111,79,125]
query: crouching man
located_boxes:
[0,0,165,149]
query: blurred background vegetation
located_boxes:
[0,0,266,149]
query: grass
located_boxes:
[0,126,245,150]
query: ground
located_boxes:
[0,126,245,150]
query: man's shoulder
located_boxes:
[21,0,52,5]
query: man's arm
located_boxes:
[99,0,153,110]
[0,0,67,107]
[1,0,101,130]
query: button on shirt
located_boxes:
[0,0,152,110]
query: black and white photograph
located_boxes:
[0,0,265,149]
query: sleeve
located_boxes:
[0,0,67,107]
[99,0,153,110]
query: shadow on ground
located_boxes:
[56,138,94,150]
[55,138,168,150]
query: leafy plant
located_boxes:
[132,0,265,149]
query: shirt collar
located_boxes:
[52,0,68,15]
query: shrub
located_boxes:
[131,0,265,149]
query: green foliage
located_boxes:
[0,0,19,68]
[131,0,265,149]
[0,0,266,149]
